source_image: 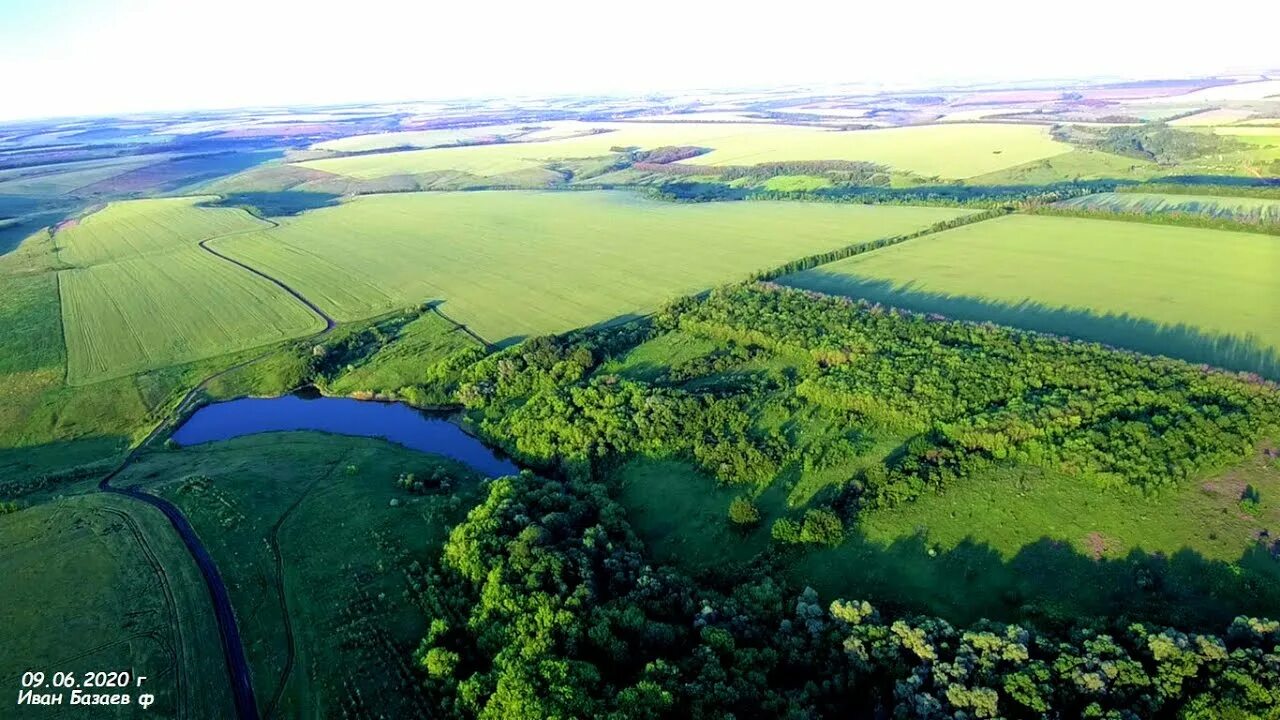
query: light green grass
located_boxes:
[783,214,1280,375]
[325,312,480,399]
[796,450,1280,627]
[0,494,234,717]
[55,197,325,383]
[762,174,833,191]
[1058,191,1280,223]
[861,449,1280,562]
[120,433,484,717]
[297,122,1072,180]
[967,148,1161,184]
[56,196,268,267]
[214,191,971,344]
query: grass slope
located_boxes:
[214,191,971,344]
[55,197,324,383]
[1058,191,1280,223]
[117,433,485,717]
[0,493,234,717]
[783,213,1280,377]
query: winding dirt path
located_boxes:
[92,213,342,720]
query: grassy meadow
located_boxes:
[1057,191,1280,223]
[213,191,972,343]
[783,214,1280,377]
[0,493,234,717]
[55,197,325,383]
[117,433,485,718]
[296,122,1072,180]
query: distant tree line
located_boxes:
[643,179,1123,207]
[1031,205,1280,236]
[1052,123,1246,165]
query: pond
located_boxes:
[170,393,519,477]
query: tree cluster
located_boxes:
[410,470,1280,718]
[1052,124,1245,165]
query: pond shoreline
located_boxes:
[169,390,518,478]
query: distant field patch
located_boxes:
[783,214,1280,376]
[0,155,165,196]
[56,197,324,383]
[296,122,1071,180]
[1167,108,1256,126]
[313,124,544,153]
[57,196,267,266]
[1058,192,1280,223]
[214,191,971,344]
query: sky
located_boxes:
[2,0,1278,120]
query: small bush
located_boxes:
[728,496,761,526]
[799,508,844,546]
[1241,484,1262,515]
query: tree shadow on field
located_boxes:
[798,529,1280,634]
[206,191,341,218]
[491,312,650,349]
[779,274,1280,380]
[0,436,131,499]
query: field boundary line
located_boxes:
[427,304,495,350]
[192,212,337,333]
[261,451,350,719]
[753,207,1011,281]
[99,504,191,719]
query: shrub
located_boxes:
[728,496,761,526]
[799,508,844,546]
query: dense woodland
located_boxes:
[409,470,1280,719]
[459,284,1280,503]
[396,283,1280,715]
[1051,125,1244,165]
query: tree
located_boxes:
[728,496,761,526]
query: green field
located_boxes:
[783,213,1280,376]
[1058,191,1280,223]
[116,433,485,718]
[0,155,166,196]
[296,122,1072,180]
[0,493,233,717]
[55,197,325,383]
[213,191,972,343]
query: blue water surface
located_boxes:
[171,394,519,477]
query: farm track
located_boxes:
[92,216,343,720]
[198,226,337,333]
[261,452,348,719]
[81,198,1005,717]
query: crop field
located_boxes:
[0,494,233,717]
[56,196,269,265]
[119,433,484,718]
[56,197,325,383]
[295,122,1072,180]
[0,155,167,196]
[1057,191,1280,223]
[212,191,972,343]
[783,214,1280,376]
[312,124,559,153]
